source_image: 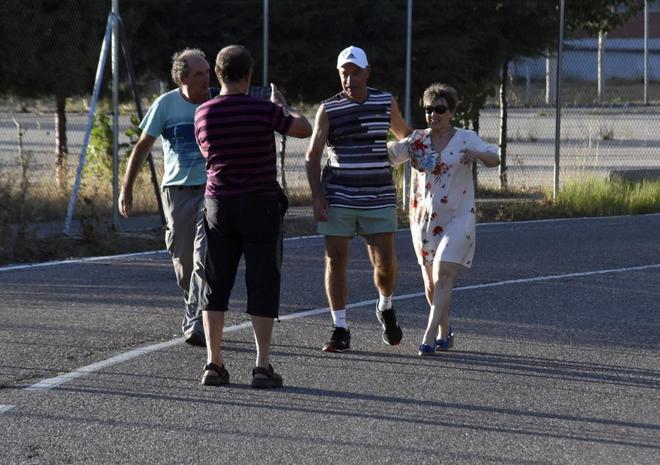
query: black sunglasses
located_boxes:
[424,105,449,115]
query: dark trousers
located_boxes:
[202,194,284,318]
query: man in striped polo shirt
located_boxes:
[195,45,312,388]
[305,46,411,352]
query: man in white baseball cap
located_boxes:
[305,45,411,353]
[336,45,369,69]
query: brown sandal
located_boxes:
[201,363,229,386]
[251,364,283,389]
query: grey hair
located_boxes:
[422,83,459,111]
[171,48,206,86]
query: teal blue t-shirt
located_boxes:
[140,89,207,186]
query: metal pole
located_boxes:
[404,0,412,124]
[525,62,532,105]
[111,0,120,230]
[402,0,412,211]
[553,0,565,200]
[263,0,269,86]
[597,31,606,103]
[644,0,649,105]
[545,52,557,105]
[279,135,287,193]
[64,15,113,235]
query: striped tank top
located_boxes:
[322,88,395,209]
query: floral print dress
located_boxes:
[387,128,498,268]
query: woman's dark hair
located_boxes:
[215,45,253,83]
[421,83,459,111]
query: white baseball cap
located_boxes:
[336,46,368,69]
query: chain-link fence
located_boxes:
[280,32,660,197]
[1,2,659,234]
[477,35,660,191]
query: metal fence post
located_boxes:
[63,15,113,235]
[525,62,532,105]
[402,0,412,212]
[263,0,269,86]
[644,0,649,105]
[598,30,607,103]
[545,52,557,105]
[553,0,565,200]
[111,0,120,231]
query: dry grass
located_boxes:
[472,177,660,223]
[0,161,161,265]
[2,165,159,224]
[553,177,660,216]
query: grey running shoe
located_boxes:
[322,326,351,352]
[185,332,206,348]
[376,307,403,345]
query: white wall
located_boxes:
[512,39,660,81]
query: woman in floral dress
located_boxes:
[387,83,499,355]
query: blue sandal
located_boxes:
[435,328,455,352]
[418,342,436,356]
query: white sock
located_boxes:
[331,309,348,329]
[378,294,393,311]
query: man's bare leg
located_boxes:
[365,232,402,345]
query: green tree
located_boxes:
[119,0,263,90]
[0,0,109,188]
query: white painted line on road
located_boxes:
[3,213,659,273]
[453,262,660,292]
[475,212,660,227]
[24,337,183,391]
[0,404,15,414]
[24,262,660,392]
[24,321,254,392]
[0,250,165,273]
[347,262,660,307]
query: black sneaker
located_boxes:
[376,307,403,345]
[322,326,351,352]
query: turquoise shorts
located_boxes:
[317,206,398,237]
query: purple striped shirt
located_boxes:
[194,94,293,198]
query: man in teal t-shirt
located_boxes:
[119,48,216,347]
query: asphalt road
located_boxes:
[1,215,659,464]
